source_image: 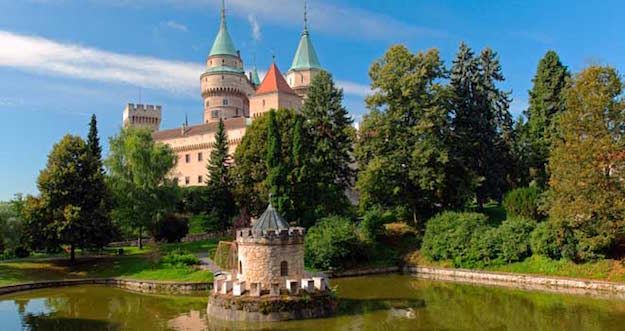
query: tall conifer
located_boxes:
[206,118,235,230]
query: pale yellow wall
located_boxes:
[157,126,245,187]
[286,69,320,97]
[249,92,303,119]
[206,54,243,71]
[200,70,255,123]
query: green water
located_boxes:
[2,275,625,330]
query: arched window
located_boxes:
[239,260,242,274]
[280,261,288,276]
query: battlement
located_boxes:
[236,227,305,245]
[123,103,162,131]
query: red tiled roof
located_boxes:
[255,62,296,95]
[152,117,247,140]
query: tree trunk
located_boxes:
[70,245,75,263]
[138,226,143,250]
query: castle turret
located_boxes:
[123,103,162,131]
[201,0,255,123]
[236,202,305,288]
[286,1,322,97]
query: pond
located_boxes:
[2,274,625,330]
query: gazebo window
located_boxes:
[239,261,242,274]
[280,261,288,276]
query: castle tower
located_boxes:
[123,103,162,131]
[250,60,302,119]
[235,202,305,288]
[286,1,322,97]
[201,0,255,123]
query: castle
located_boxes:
[122,1,323,186]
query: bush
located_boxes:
[494,217,536,263]
[359,206,396,242]
[421,212,489,266]
[161,248,200,267]
[530,220,578,260]
[152,214,189,243]
[304,216,360,270]
[503,186,544,220]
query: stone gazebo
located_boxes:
[207,202,336,322]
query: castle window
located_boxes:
[222,75,224,80]
[222,59,225,64]
[223,99,228,106]
[280,261,288,276]
[198,152,203,161]
[301,76,304,83]
[239,261,242,274]
[262,99,265,107]
[185,177,190,185]
[198,175,203,183]
[185,154,190,163]
[211,110,219,118]
[206,101,209,107]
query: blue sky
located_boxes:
[0,0,624,200]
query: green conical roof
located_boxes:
[209,6,237,57]
[289,28,322,71]
[251,66,261,86]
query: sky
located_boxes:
[0,0,624,200]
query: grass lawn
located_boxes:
[405,251,625,283]
[0,238,230,287]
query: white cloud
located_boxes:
[0,30,202,96]
[0,30,366,98]
[165,20,188,32]
[336,80,370,98]
[247,14,261,42]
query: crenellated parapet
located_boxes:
[236,227,305,246]
[123,103,162,131]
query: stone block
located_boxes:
[220,280,232,295]
[301,278,315,293]
[312,277,327,291]
[286,279,300,295]
[233,281,246,296]
[270,282,280,296]
[249,282,261,297]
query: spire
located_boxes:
[209,0,237,57]
[289,0,322,71]
[251,53,261,86]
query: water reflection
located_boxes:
[1,276,625,331]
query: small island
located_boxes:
[207,201,336,322]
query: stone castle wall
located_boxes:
[236,228,305,288]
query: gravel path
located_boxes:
[195,253,221,272]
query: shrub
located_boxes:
[421,212,489,266]
[304,216,360,270]
[359,206,396,242]
[503,186,544,220]
[530,220,578,260]
[495,217,536,263]
[161,248,200,267]
[152,214,189,243]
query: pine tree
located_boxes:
[288,118,313,225]
[206,118,235,230]
[266,110,287,212]
[87,114,103,170]
[526,51,570,187]
[301,71,354,218]
[450,43,513,207]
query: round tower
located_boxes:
[286,0,323,97]
[201,1,255,123]
[236,203,305,288]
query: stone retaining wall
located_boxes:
[0,278,212,296]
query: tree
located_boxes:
[548,65,625,260]
[449,43,513,207]
[525,51,570,187]
[232,109,308,220]
[84,114,115,249]
[301,71,355,218]
[266,109,288,211]
[355,45,463,224]
[106,128,179,249]
[205,118,235,230]
[36,135,112,261]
